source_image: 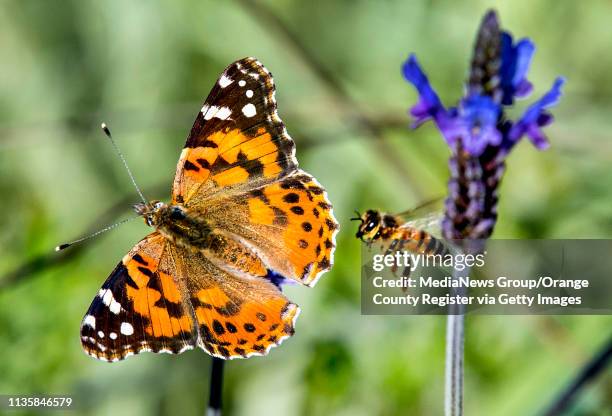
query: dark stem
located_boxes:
[207,357,225,416]
[541,336,612,416]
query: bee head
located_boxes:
[352,210,383,242]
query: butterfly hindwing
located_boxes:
[172,57,297,204]
[81,232,300,361]
[244,171,338,286]
[80,233,197,362]
[199,170,338,286]
[176,245,299,359]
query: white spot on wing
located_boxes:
[121,322,134,336]
[109,302,121,315]
[98,331,105,338]
[110,332,117,340]
[215,106,232,120]
[81,336,96,344]
[83,315,96,329]
[242,103,256,118]
[238,80,246,87]
[203,105,218,120]
[219,74,233,88]
[203,105,232,121]
[99,289,122,315]
[246,89,253,98]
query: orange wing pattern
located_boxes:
[81,233,300,361]
[172,58,297,204]
[177,245,299,359]
[199,170,338,287]
[245,171,338,286]
[80,233,197,361]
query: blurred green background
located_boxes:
[1,0,611,415]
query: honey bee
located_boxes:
[352,199,452,279]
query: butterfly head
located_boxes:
[133,201,165,226]
[352,210,383,243]
[133,201,190,228]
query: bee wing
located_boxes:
[399,212,444,238]
[394,197,444,222]
[394,197,444,238]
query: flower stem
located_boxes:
[207,357,225,416]
[445,266,468,416]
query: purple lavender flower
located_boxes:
[499,33,535,104]
[508,77,564,150]
[402,10,565,240]
[402,15,564,158]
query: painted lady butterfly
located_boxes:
[79,57,338,361]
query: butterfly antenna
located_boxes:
[55,216,138,252]
[101,122,147,204]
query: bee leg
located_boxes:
[401,266,412,293]
[391,239,407,276]
[385,239,399,276]
[385,239,399,256]
[397,238,406,253]
[391,264,398,276]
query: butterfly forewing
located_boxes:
[172,57,337,286]
[172,58,298,205]
[80,233,197,361]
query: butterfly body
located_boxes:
[136,202,209,245]
[135,201,268,278]
[79,58,338,362]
